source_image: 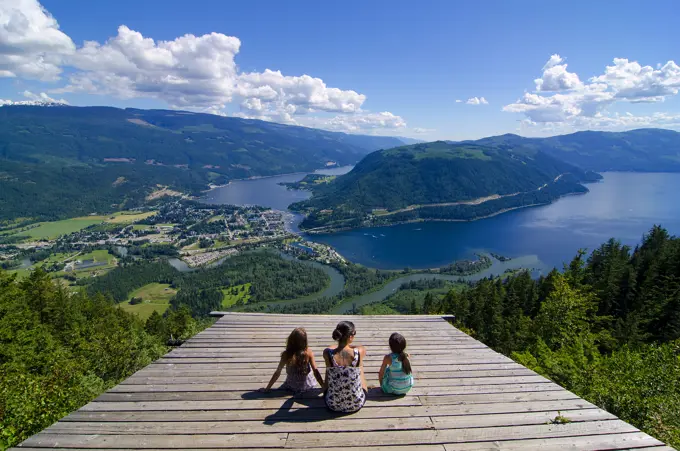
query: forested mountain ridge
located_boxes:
[293,141,601,230]
[0,105,404,221]
[470,128,680,172]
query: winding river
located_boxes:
[201,170,680,310]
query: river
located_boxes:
[201,170,680,308]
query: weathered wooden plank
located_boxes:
[130,366,536,383]
[63,400,599,422]
[120,375,549,387]
[18,433,288,449]
[45,416,435,435]
[285,420,638,448]
[156,355,513,364]
[80,396,423,411]
[139,362,527,372]
[419,390,580,405]
[102,385,560,400]
[165,348,497,358]
[442,432,665,450]
[46,409,617,436]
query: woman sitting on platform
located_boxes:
[261,327,324,394]
[323,321,367,413]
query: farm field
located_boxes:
[119,283,177,320]
[6,211,157,240]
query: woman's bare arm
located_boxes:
[308,349,324,387]
[378,354,389,384]
[261,355,286,392]
[358,346,368,390]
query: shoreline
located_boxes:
[302,195,587,235]
[205,165,353,192]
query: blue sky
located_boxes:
[1,0,679,140]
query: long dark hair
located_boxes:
[282,327,309,372]
[389,332,411,375]
[332,321,356,343]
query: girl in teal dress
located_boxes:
[379,332,414,395]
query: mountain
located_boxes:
[292,141,601,230]
[0,105,404,221]
[471,129,680,172]
[395,136,426,145]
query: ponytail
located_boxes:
[389,332,411,375]
[399,351,412,375]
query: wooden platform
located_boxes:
[15,313,675,450]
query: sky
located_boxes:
[1,0,679,141]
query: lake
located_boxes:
[204,171,680,272]
[203,166,353,211]
[311,172,680,271]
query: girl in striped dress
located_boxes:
[379,332,414,395]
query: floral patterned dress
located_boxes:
[323,347,366,413]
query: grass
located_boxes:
[119,283,177,320]
[17,219,104,239]
[221,283,251,308]
[8,211,157,240]
[77,249,115,264]
[106,211,156,223]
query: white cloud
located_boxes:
[413,127,435,134]
[2,0,407,135]
[542,54,564,70]
[455,99,462,103]
[534,54,582,92]
[59,25,241,108]
[320,111,406,133]
[590,58,680,102]
[22,90,68,104]
[466,97,488,105]
[504,55,680,132]
[236,69,365,114]
[0,0,75,80]
[0,90,67,106]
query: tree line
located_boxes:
[0,269,210,449]
[425,225,680,447]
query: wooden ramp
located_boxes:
[15,313,674,451]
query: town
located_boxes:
[0,199,348,281]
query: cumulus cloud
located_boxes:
[320,111,406,133]
[455,99,462,103]
[535,54,582,92]
[504,55,680,132]
[466,97,488,105]
[590,58,680,102]
[0,0,75,80]
[58,25,241,108]
[2,0,408,134]
[236,69,365,114]
[22,90,68,103]
[0,90,68,106]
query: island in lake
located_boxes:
[291,140,601,232]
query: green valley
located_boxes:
[0,105,404,222]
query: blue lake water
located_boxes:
[204,171,680,272]
[203,166,353,211]
[311,172,680,271]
